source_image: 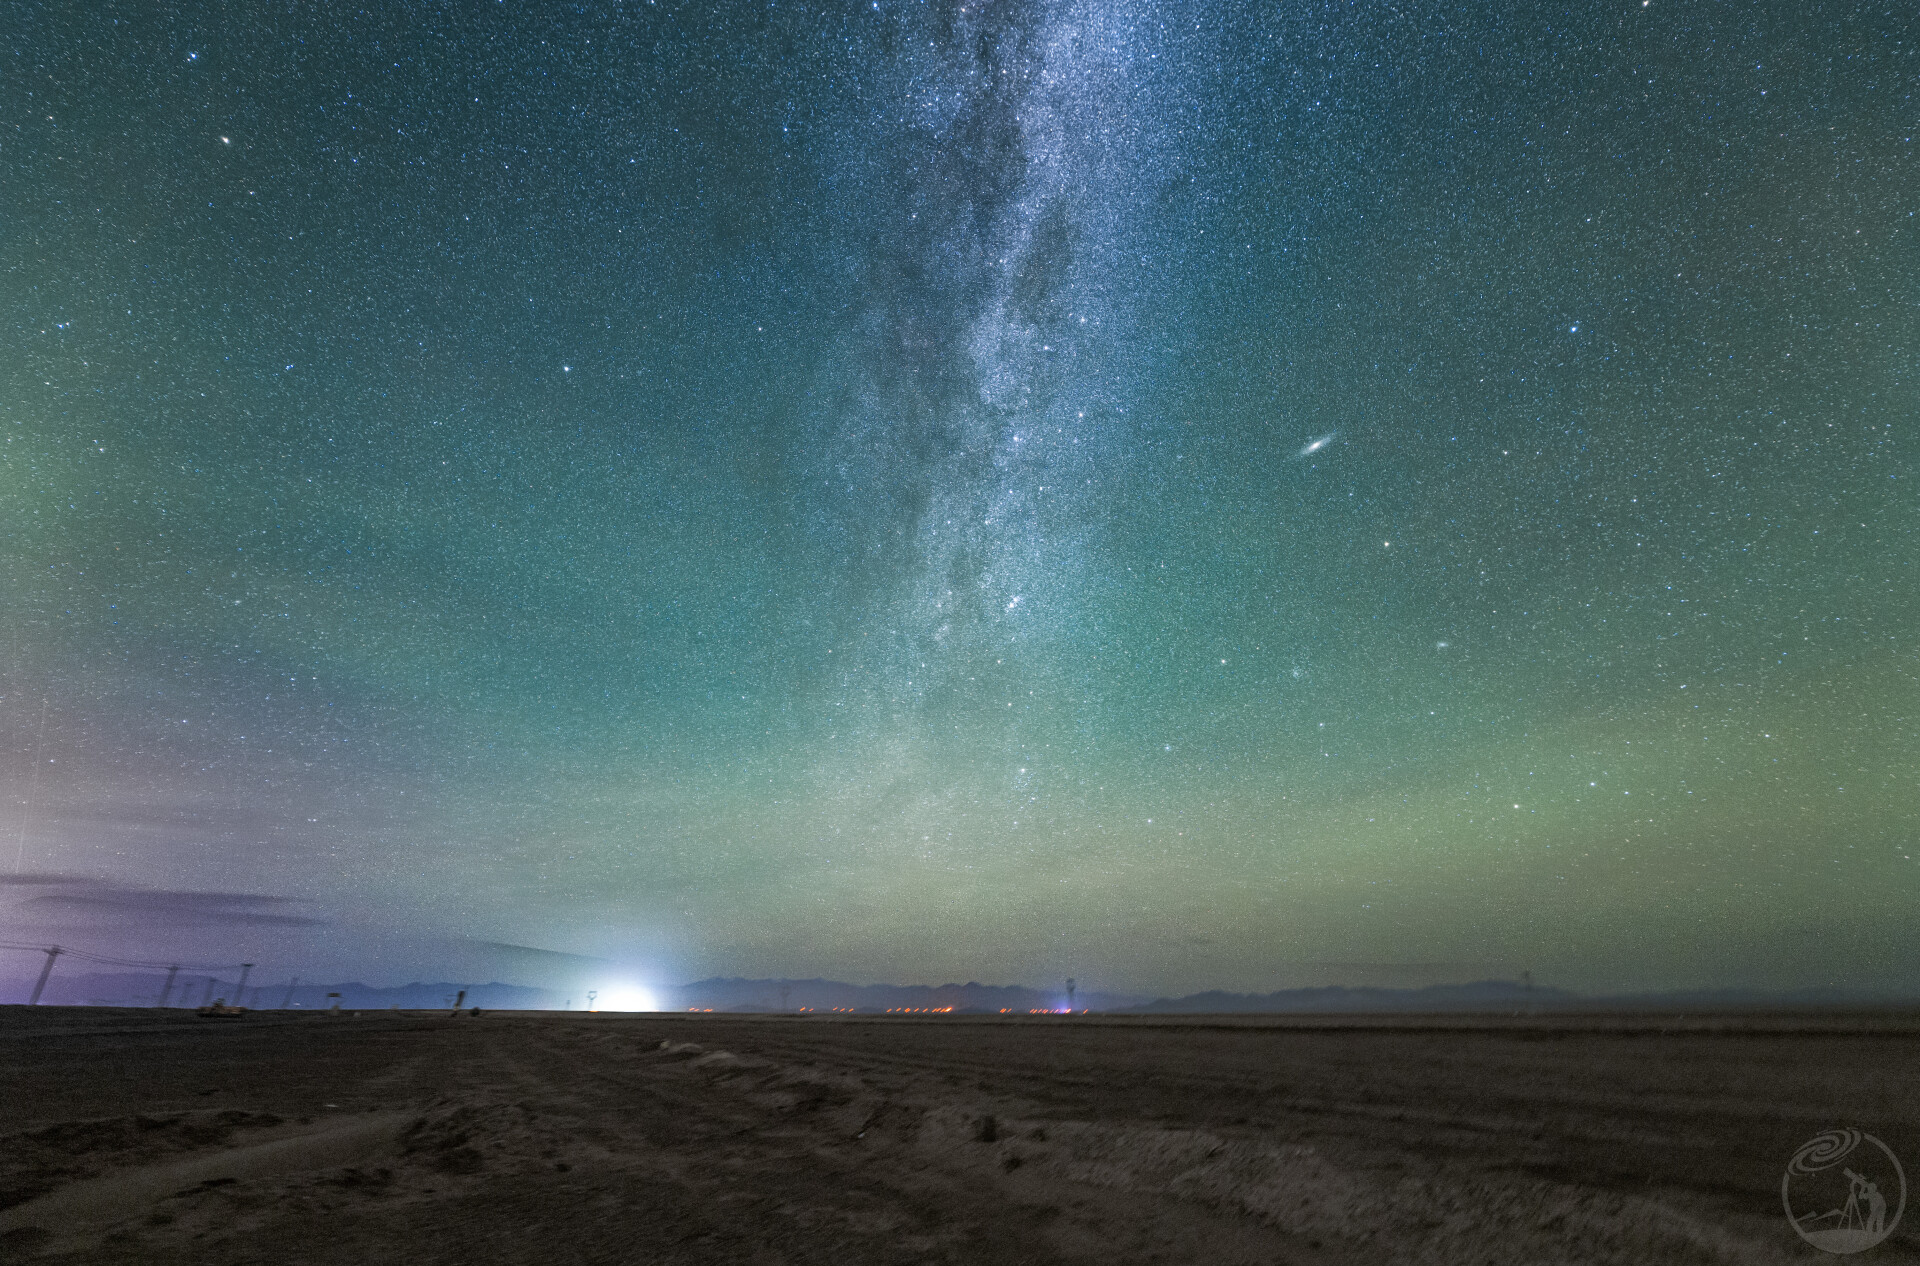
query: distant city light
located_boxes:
[593,985,659,1012]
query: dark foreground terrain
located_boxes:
[0,1007,1914,1264]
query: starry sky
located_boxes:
[4,0,1916,997]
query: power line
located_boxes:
[0,941,249,972]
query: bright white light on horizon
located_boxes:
[593,985,659,1012]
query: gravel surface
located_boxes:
[0,1007,1914,1264]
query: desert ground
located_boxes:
[0,1007,1914,1264]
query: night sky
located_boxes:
[4,1,1915,997]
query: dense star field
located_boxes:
[3,1,1915,997]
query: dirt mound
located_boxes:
[397,1101,580,1178]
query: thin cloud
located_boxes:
[9,877,327,927]
[0,872,96,887]
[461,939,618,966]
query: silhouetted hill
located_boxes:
[14,971,1913,1014]
[669,977,1138,1013]
[6,971,557,1010]
[8,971,1132,1013]
[1122,980,1577,1013]
[1119,980,1920,1013]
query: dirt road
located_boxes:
[1,1008,1914,1264]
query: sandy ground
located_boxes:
[0,1007,1914,1264]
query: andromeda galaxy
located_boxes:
[2,0,1913,1001]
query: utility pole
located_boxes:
[235,963,253,1001]
[156,965,180,1008]
[279,976,299,1009]
[1066,977,1077,1012]
[200,976,218,1007]
[27,945,61,1005]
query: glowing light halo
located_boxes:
[591,985,660,1013]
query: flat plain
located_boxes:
[0,1006,1915,1264]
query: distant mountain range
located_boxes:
[3,971,555,1012]
[1121,981,1920,1012]
[1123,980,1576,1013]
[1,971,1114,1013]
[7,971,1914,1013]
[669,976,1128,1013]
